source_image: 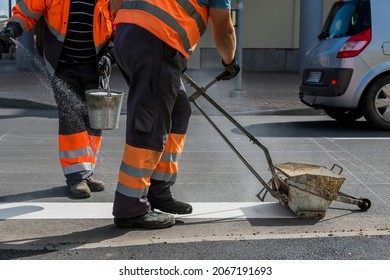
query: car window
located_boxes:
[320,0,371,39]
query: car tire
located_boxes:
[323,108,363,123]
[362,75,390,130]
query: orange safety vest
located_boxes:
[10,0,115,74]
[114,0,209,58]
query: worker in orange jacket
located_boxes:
[112,0,240,229]
[0,0,117,199]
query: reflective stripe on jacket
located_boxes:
[114,0,209,58]
[9,0,115,75]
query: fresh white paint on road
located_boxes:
[0,202,296,219]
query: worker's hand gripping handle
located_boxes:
[216,58,240,81]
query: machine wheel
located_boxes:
[358,198,371,211]
[323,108,363,123]
[362,75,390,130]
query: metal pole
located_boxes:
[230,0,246,97]
[298,0,323,74]
[9,0,12,18]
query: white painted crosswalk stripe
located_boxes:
[0,202,296,219]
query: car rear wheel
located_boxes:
[323,108,363,123]
[362,75,390,130]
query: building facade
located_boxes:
[187,0,336,72]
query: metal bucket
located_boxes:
[85,89,124,130]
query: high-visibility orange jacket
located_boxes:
[9,0,115,74]
[114,0,209,59]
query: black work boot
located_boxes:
[69,180,91,199]
[114,211,175,229]
[150,198,193,214]
[86,176,105,192]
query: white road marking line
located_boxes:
[0,119,31,141]
[0,202,296,219]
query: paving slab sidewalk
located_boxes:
[0,56,322,115]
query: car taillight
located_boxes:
[337,28,371,58]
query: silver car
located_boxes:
[300,0,390,130]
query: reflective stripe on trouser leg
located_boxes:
[151,133,186,182]
[59,131,102,178]
[116,144,162,198]
[148,133,187,201]
[114,144,162,218]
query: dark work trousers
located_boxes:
[52,62,102,184]
[112,24,191,217]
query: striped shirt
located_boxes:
[60,0,96,63]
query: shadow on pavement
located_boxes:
[0,105,57,119]
[0,185,85,202]
[0,224,126,260]
[232,120,390,138]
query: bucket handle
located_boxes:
[99,70,111,97]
